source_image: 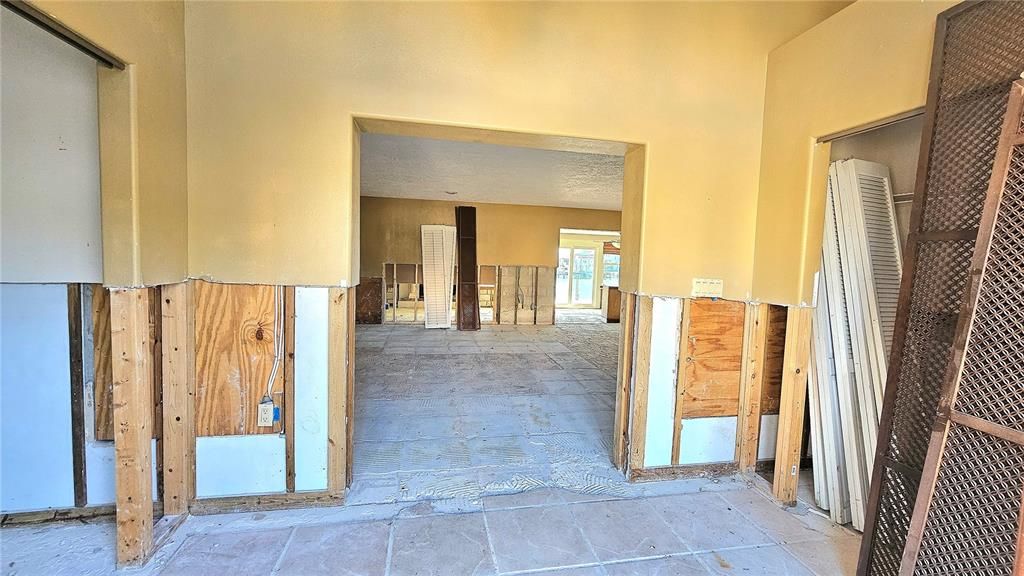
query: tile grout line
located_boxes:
[383,517,397,576]
[711,491,827,575]
[269,526,298,575]
[479,506,503,574]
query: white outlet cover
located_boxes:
[257,402,275,427]
[691,278,724,298]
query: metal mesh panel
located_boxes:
[868,465,919,574]
[889,240,973,469]
[864,2,1024,574]
[915,424,1024,576]
[955,147,1024,430]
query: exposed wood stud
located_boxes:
[160,282,195,516]
[110,288,154,566]
[93,286,114,440]
[346,288,356,486]
[68,284,87,508]
[737,303,769,472]
[772,306,812,505]
[612,292,637,471]
[149,287,163,502]
[628,296,654,473]
[284,287,296,493]
[671,299,692,466]
[327,288,349,496]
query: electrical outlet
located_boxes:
[258,399,275,427]
[691,278,724,298]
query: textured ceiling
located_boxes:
[359,133,624,211]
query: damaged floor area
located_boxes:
[348,323,622,506]
[0,480,860,575]
[1,324,860,574]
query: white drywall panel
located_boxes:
[643,296,681,468]
[1,11,102,283]
[0,284,75,512]
[294,287,329,492]
[84,441,158,505]
[677,416,737,465]
[196,435,286,498]
[757,414,780,460]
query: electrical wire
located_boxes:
[265,285,283,398]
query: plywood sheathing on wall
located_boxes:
[194,281,284,437]
[677,299,746,418]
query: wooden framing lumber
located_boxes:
[772,306,811,505]
[612,292,636,470]
[110,288,154,566]
[627,296,654,472]
[346,288,356,486]
[327,287,350,496]
[629,461,738,482]
[67,284,87,508]
[737,303,769,472]
[284,287,296,492]
[160,282,195,516]
[670,299,692,466]
[189,491,343,516]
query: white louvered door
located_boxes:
[421,225,457,329]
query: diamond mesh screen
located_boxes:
[911,99,1024,576]
[915,424,1024,575]
[955,146,1024,431]
[863,2,1024,574]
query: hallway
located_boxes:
[348,323,622,506]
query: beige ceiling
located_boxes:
[359,133,624,212]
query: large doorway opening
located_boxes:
[349,118,641,505]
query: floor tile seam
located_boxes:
[493,548,710,576]
[711,490,783,546]
[640,494,699,557]
[565,496,612,568]
[383,514,396,576]
[479,499,504,574]
[268,526,298,575]
[778,541,831,576]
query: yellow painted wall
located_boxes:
[184,2,846,298]
[752,1,957,305]
[360,197,619,277]
[34,0,188,286]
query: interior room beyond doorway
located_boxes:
[556,229,621,324]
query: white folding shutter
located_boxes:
[823,168,869,529]
[830,162,879,479]
[813,259,853,525]
[421,225,457,329]
[846,159,903,361]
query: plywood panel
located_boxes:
[194,281,284,437]
[761,304,787,415]
[679,299,746,418]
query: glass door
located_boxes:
[570,248,596,305]
[556,248,571,305]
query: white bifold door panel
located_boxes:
[813,158,902,531]
[421,225,457,329]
